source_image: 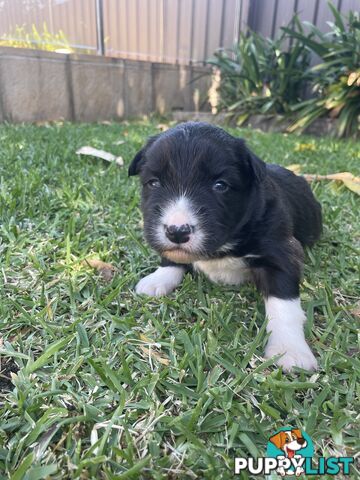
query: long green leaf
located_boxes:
[25,336,73,374]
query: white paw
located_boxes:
[135,266,184,297]
[265,339,318,372]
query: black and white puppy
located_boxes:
[129,122,322,372]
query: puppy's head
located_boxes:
[269,429,307,458]
[129,122,266,263]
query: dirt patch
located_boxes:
[0,358,18,392]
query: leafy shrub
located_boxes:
[284,5,360,137]
[210,3,359,137]
[208,20,311,124]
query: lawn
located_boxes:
[0,120,359,479]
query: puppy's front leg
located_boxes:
[254,239,317,371]
[264,296,317,372]
[135,258,186,296]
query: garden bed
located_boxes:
[0,121,358,478]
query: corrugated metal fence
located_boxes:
[0,0,358,65]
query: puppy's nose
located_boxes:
[165,224,193,244]
[297,438,306,445]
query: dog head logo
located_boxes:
[269,428,307,459]
[266,427,314,476]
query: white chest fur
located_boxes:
[193,256,250,285]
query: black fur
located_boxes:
[129,122,322,300]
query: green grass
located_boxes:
[0,120,359,479]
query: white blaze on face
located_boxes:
[161,196,195,228]
[156,195,205,254]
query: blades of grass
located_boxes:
[160,381,200,400]
[114,455,151,479]
[239,432,260,458]
[76,323,89,348]
[25,335,74,374]
[212,353,242,377]
[24,407,67,447]
[232,355,283,391]
[259,402,281,420]
[102,363,127,394]
[267,379,318,390]
[97,402,126,458]
[124,225,149,256]
[199,412,226,433]
[87,358,121,393]
[0,347,29,360]
[240,320,267,368]
[27,464,58,480]
[10,453,34,480]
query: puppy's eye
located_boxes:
[147,179,161,188]
[213,180,229,192]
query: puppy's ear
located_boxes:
[128,134,160,177]
[269,432,285,450]
[236,139,266,184]
[128,148,145,176]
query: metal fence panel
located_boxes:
[273,0,297,36]
[192,0,208,62]
[221,0,240,48]
[163,0,177,63]
[250,0,277,38]
[177,0,193,63]
[205,0,223,59]
[0,0,358,65]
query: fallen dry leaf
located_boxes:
[112,140,125,145]
[303,172,360,195]
[285,166,360,195]
[286,164,302,174]
[82,259,116,281]
[76,146,124,166]
[139,346,170,365]
[139,334,170,365]
[347,71,360,87]
[157,123,170,132]
[350,303,360,319]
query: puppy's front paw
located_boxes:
[265,339,318,372]
[135,266,185,297]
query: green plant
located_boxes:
[208,22,311,124]
[283,4,360,137]
[0,23,73,53]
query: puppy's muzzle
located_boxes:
[165,223,194,244]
